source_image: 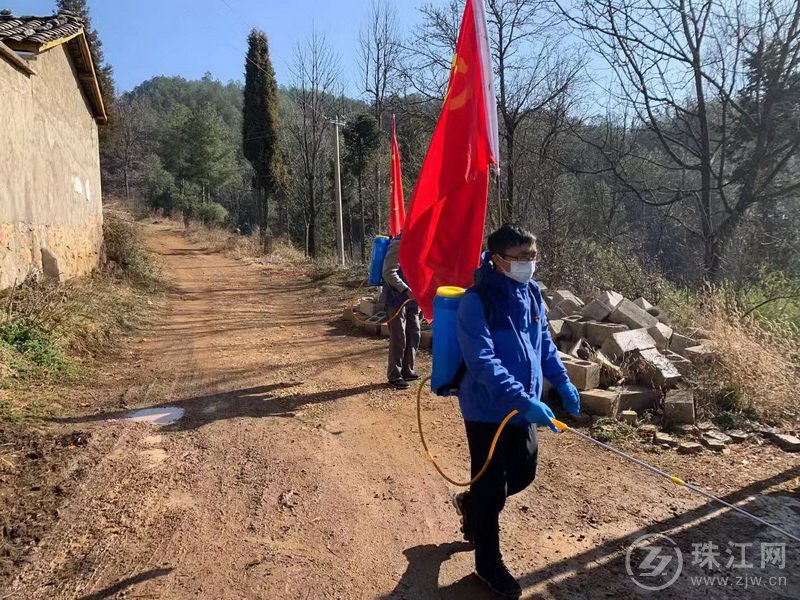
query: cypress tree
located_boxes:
[243,29,284,252]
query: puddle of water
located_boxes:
[123,407,185,425]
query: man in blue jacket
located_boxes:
[454,224,580,598]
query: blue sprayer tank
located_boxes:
[368,236,392,286]
[431,286,466,397]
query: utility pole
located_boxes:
[331,116,346,267]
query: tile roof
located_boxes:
[0,12,84,47]
[0,11,106,123]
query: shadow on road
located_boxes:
[380,542,499,599]
[77,567,173,599]
[49,382,387,431]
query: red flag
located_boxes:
[388,116,405,237]
[398,0,498,320]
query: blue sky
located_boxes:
[2,0,428,94]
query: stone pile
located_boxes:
[540,285,713,426]
[345,293,433,349]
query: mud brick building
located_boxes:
[0,11,107,289]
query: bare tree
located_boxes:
[398,1,462,105]
[286,31,342,258]
[111,95,154,202]
[359,0,402,235]
[400,1,583,221]
[559,0,800,280]
[487,0,583,219]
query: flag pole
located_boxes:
[495,166,503,225]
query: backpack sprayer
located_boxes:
[416,286,800,543]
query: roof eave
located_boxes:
[4,30,107,124]
[0,40,35,75]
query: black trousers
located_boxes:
[386,302,421,382]
[463,420,538,570]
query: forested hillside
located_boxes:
[98,0,799,331]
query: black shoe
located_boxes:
[452,492,473,543]
[388,379,410,390]
[402,372,421,381]
[475,560,522,599]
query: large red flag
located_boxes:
[398,0,499,320]
[388,115,405,237]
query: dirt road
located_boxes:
[6,223,799,599]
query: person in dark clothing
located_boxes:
[382,235,421,390]
[453,224,581,598]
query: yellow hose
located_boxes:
[416,376,519,487]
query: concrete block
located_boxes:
[771,434,800,452]
[593,351,624,388]
[568,338,592,360]
[637,424,658,435]
[562,315,587,339]
[647,323,673,351]
[670,332,697,355]
[586,322,628,347]
[579,389,618,416]
[702,437,726,452]
[633,297,660,316]
[353,312,367,329]
[728,430,748,443]
[548,319,567,340]
[664,388,695,425]
[548,305,567,320]
[678,442,703,455]
[563,356,601,390]
[635,348,682,388]
[555,298,583,316]
[609,298,659,330]
[654,432,679,447]
[683,345,714,364]
[617,385,662,413]
[380,323,390,337]
[582,290,624,321]
[664,350,693,377]
[672,424,698,436]
[552,290,584,308]
[704,430,732,445]
[557,339,574,353]
[360,298,378,317]
[601,328,656,359]
[620,410,637,425]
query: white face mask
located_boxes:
[504,260,536,283]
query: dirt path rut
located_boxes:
[6,223,798,599]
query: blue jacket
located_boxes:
[457,253,569,425]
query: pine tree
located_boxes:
[242,29,285,252]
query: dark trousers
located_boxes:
[463,420,538,570]
[387,302,421,382]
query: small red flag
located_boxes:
[398,0,498,320]
[388,116,405,237]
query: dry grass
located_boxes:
[183,221,309,265]
[0,208,162,419]
[675,291,800,426]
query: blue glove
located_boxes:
[557,382,581,415]
[523,399,558,432]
